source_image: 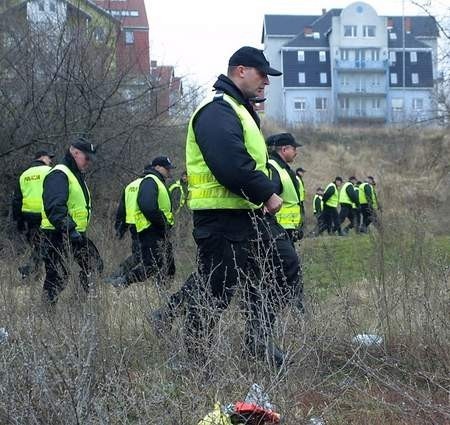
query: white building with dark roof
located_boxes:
[262,2,439,125]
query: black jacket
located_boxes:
[192,75,276,239]
[42,151,90,233]
[12,159,48,225]
[137,168,171,234]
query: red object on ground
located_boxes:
[233,402,281,424]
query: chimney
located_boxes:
[405,17,412,33]
[150,60,157,68]
[387,18,394,30]
[304,26,313,36]
[322,8,327,15]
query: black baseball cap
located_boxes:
[228,46,282,76]
[266,133,301,148]
[34,150,55,159]
[71,136,96,155]
[151,156,176,169]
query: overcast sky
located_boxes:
[146,0,445,87]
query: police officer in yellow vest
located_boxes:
[155,47,294,368]
[312,187,324,235]
[169,170,188,214]
[267,133,302,241]
[41,137,102,305]
[319,176,343,235]
[12,150,54,278]
[359,176,379,233]
[108,156,176,287]
[338,176,359,234]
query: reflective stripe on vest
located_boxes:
[135,174,174,233]
[339,181,354,206]
[186,92,268,210]
[313,194,323,214]
[324,182,339,208]
[41,164,91,232]
[169,180,186,212]
[19,165,51,213]
[359,182,369,205]
[296,176,306,202]
[269,159,301,229]
[124,177,143,225]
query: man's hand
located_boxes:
[69,229,83,245]
[263,193,283,215]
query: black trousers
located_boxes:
[339,203,354,230]
[42,231,103,304]
[124,228,175,286]
[20,220,44,275]
[319,205,340,234]
[183,214,301,355]
[115,226,141,276]
[360,204,375,229]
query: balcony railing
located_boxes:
[335,59,388,72]
[337,109,386,121]
[337,86,387,95]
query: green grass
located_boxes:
[301,233,450,298]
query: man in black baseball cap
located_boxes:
[107,154,176,289]
[228,46,282,76]
[34,150,55,161]
[40,135,103,306]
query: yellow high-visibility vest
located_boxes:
[19,165,51,213]
[339,181,354,205]
[324,182,339,208]
[135,174,174,233]
[41,164,91,232]
[186,92,268,210]
[124,177,143,225]
[269,159,301,229]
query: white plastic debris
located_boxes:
[0,328,9,344]
[352,333,383,347]
[309,416,325,425]
[244,383,273,410]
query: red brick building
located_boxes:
[95,0,150,76]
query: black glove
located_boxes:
[17,219,26,232]
[69,229,83,245]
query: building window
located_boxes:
[372,98,381,109]
[410,51,417,62]
[389,51,396,64]
[372,74,380,86]
[94,27,105,42]
[390,73,398,84]
[412,98,423,110]
[392,98,404,111]
[363,25,376,37]
[344,25,357,37]
[389,32,397,40]
[49,1,56,12]
[294,98,306,110]
[129,11,139,16]
[319,51,326,62]
[342,75,350,86]
[371,49,380,61]
[38,1,44,11]
[341,49,350,60]
[411,73,419,84]
[340,97,350,109]
[125,30,134,44]
[320,73,327,84]
[297,50,305,62]
[298,72,305,84]
[315,97,327,110]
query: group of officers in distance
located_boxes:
[12,46,379,369]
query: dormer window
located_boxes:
[344,25,357,37]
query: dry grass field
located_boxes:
[0,125,449,424]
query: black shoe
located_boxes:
[246,339,287,369]
[18,265,31,279]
